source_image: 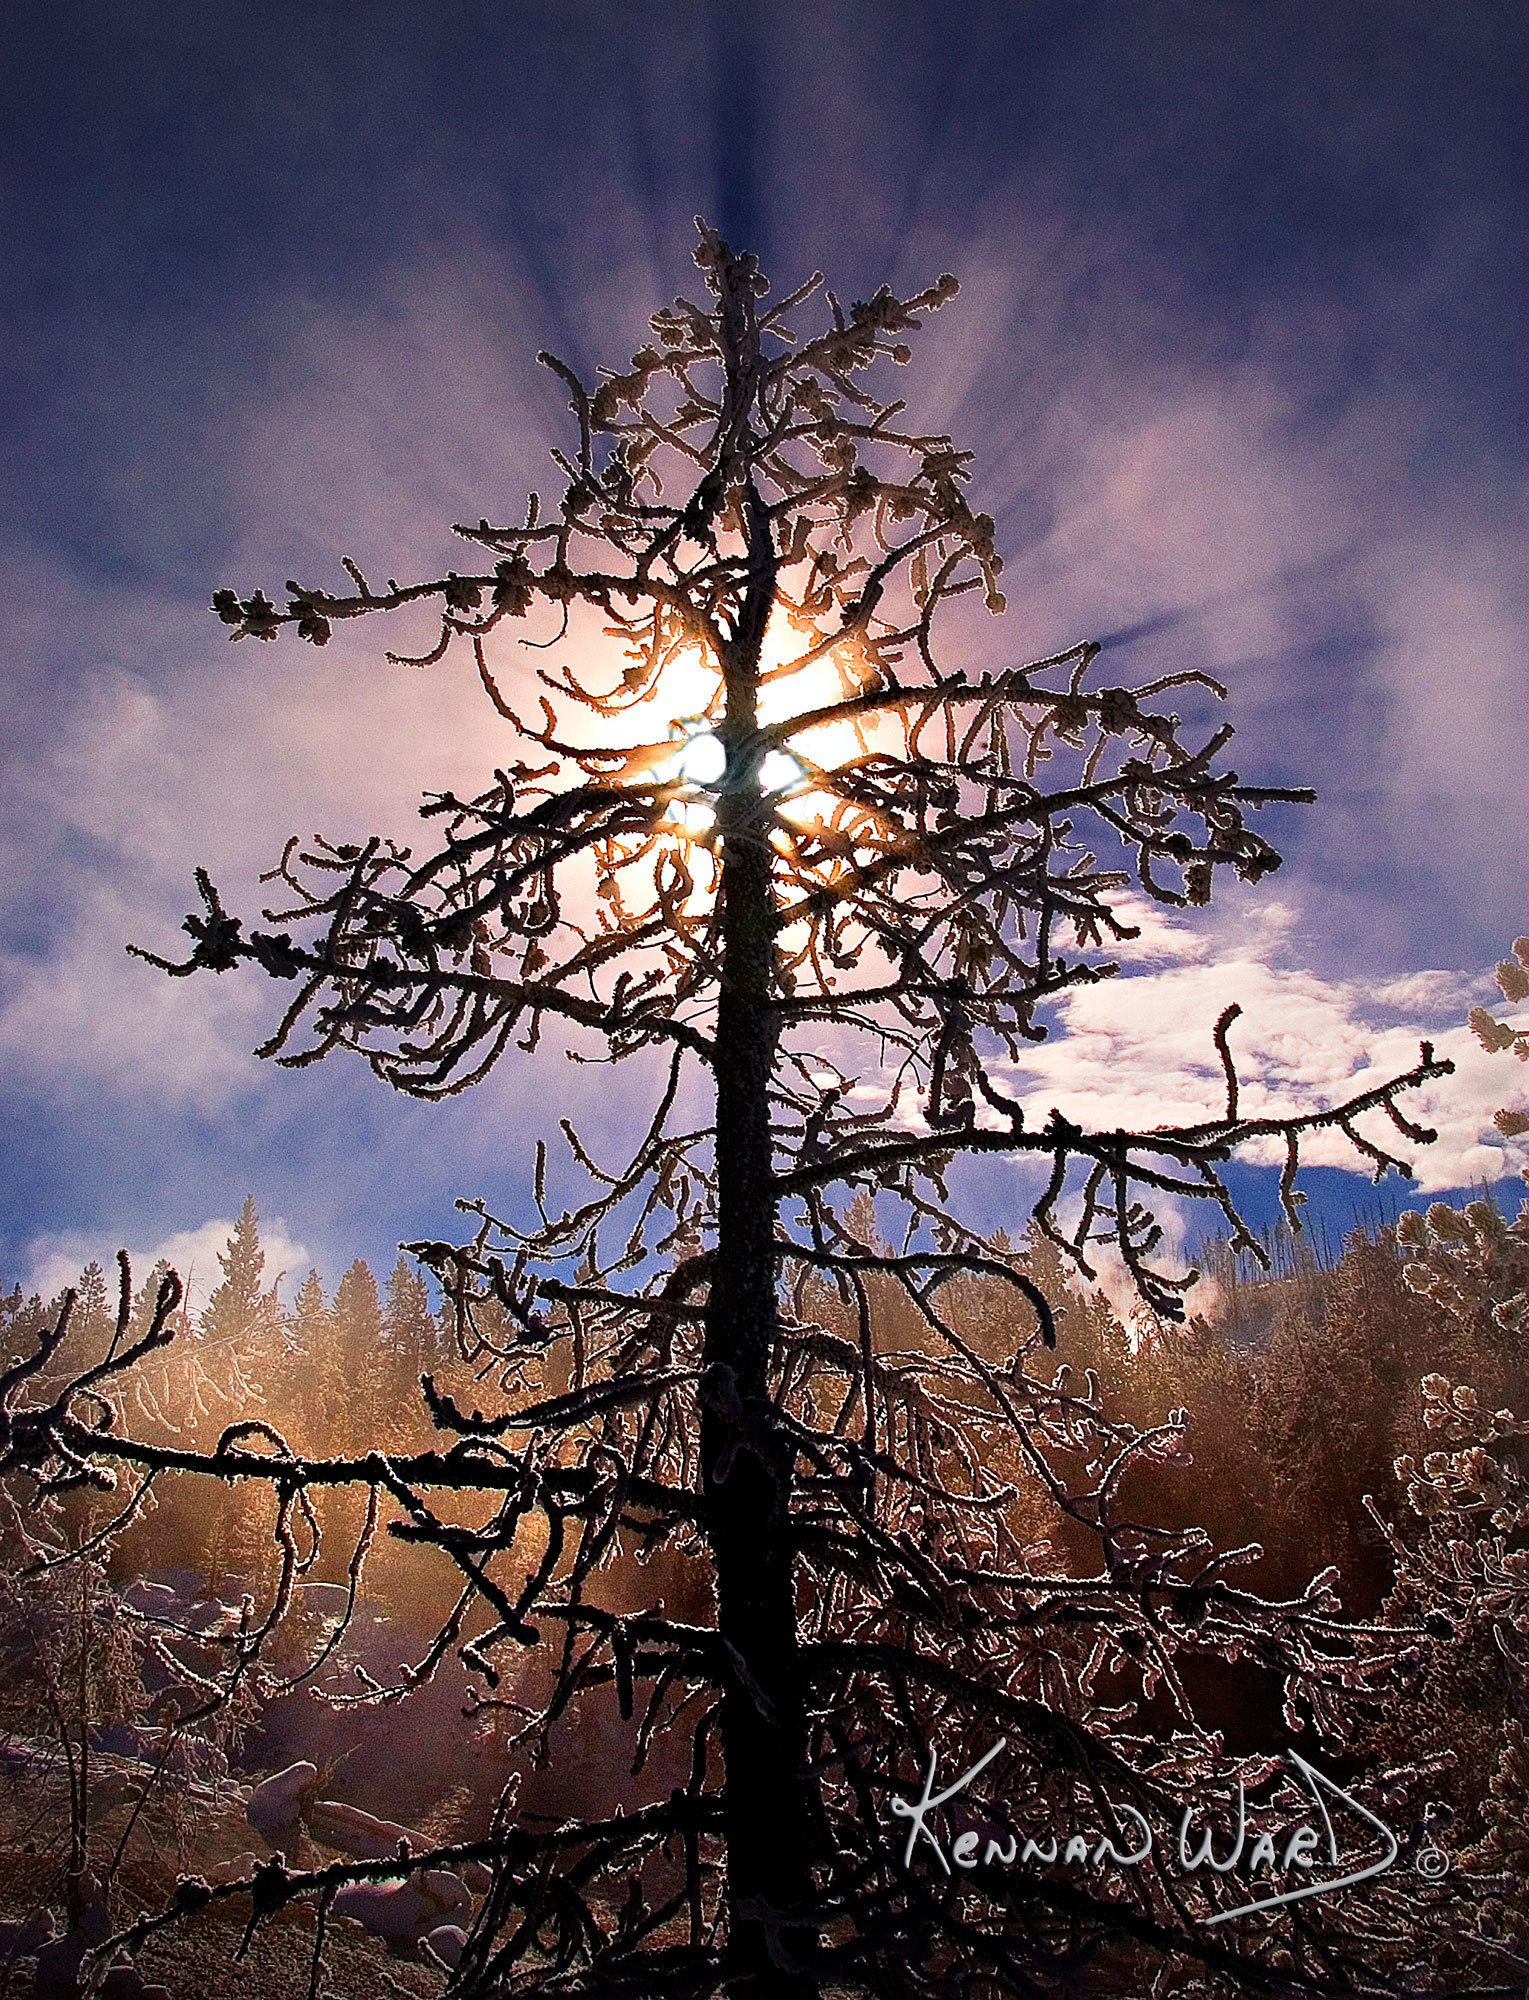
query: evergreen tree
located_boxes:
[189,1200,285,1588]
[17,224,1463,1996]
[331,1258,387,1451]
[200,1196,281,1363]
[382,1254,437,1420]
[127,1259,174,1343]
[284,1266,335,1447]
[71,1260,112,1363]
[31,1261,114,1398]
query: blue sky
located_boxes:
[2,2,1524,1307]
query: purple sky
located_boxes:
[2,2,1524,1308]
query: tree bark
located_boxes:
[702,253,821,1994]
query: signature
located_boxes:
[891,1737,1401,1923]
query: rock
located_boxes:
[332,1882,438,1952]
[423,1923,466,1968]
[33,1933,87,1998]
[90,1722,154,1759]
[207,1851,260,1886]
[66,1871,110,1946]
[246,1760,318,1845]
[331,1868,472,1951]
[461,1860,492,1894]
[35,1877,111,1998]
[307,1798,425,1861]
[417,1871,470,1917]
[297,1582,354,1620]
[90,1724,228,1785]
[417,1870,471,1919]
[101,1958,147,1998]
[182,1599,234,1634]
[122,1581,179,1616]
[0,1908,54,1955]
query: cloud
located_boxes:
[0,546,567,1112]
[9,183,1516,1023]
[21,1213,311,1317]
[0,874,267,1113]
[1054,1183,1214,1334]
[0,22,1518,1285]
[1366,534,1526,872]
[900,193,1525,974]
[1370,968,1491,1015]
[996,897,1525,1196]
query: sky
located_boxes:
[1,1,1524,1311]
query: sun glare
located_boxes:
[758,749,804,794]
[669,799,716,835]
[658,729,728,788]
[581,603,882,854]
[755,605,868,794]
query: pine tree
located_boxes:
[71,1261,112,1365]
[187,1200,283,1591]
[197,1197,282,1418]
[13,224,1466,1996]
[284,1266,335,1447]
[382,1254,437,1426]
[331,1259,387,1452]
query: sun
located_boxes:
[635,603,878,842]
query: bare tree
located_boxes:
[3,224,1471,1997]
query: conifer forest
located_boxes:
[3,213,1527,2000]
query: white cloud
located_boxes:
[0,563,557,1111]
[1369,968,1490,1016]
[943,255,1525,970]
[998,901,1526,1195]
[0,875,265,1112]
[1053,1184,1215,1333]
[2,186,1519,1285]
[1027,379,1357,660]
[1366,535,1526,873]
[22,1214,311,1318]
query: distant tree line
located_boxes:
[0,1200,510,1615]
[9,1182,1527,1834]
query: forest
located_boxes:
[3,1158,1528,1997]
[2,226,1525,1999]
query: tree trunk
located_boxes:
[702,288,821,1988]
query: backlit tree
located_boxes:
[3,224,1469,1998]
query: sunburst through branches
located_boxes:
[1,222,1483,1999]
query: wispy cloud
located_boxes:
[0,7,1518,1280]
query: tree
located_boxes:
[199,1197,281,1358]
[6,225,1468,1996]
[187,1199,284,1592]
[1466,935,1529,1181]
[382,1253,441,1426]
[285,1265,336,1447]
[330,1259,387,1450]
